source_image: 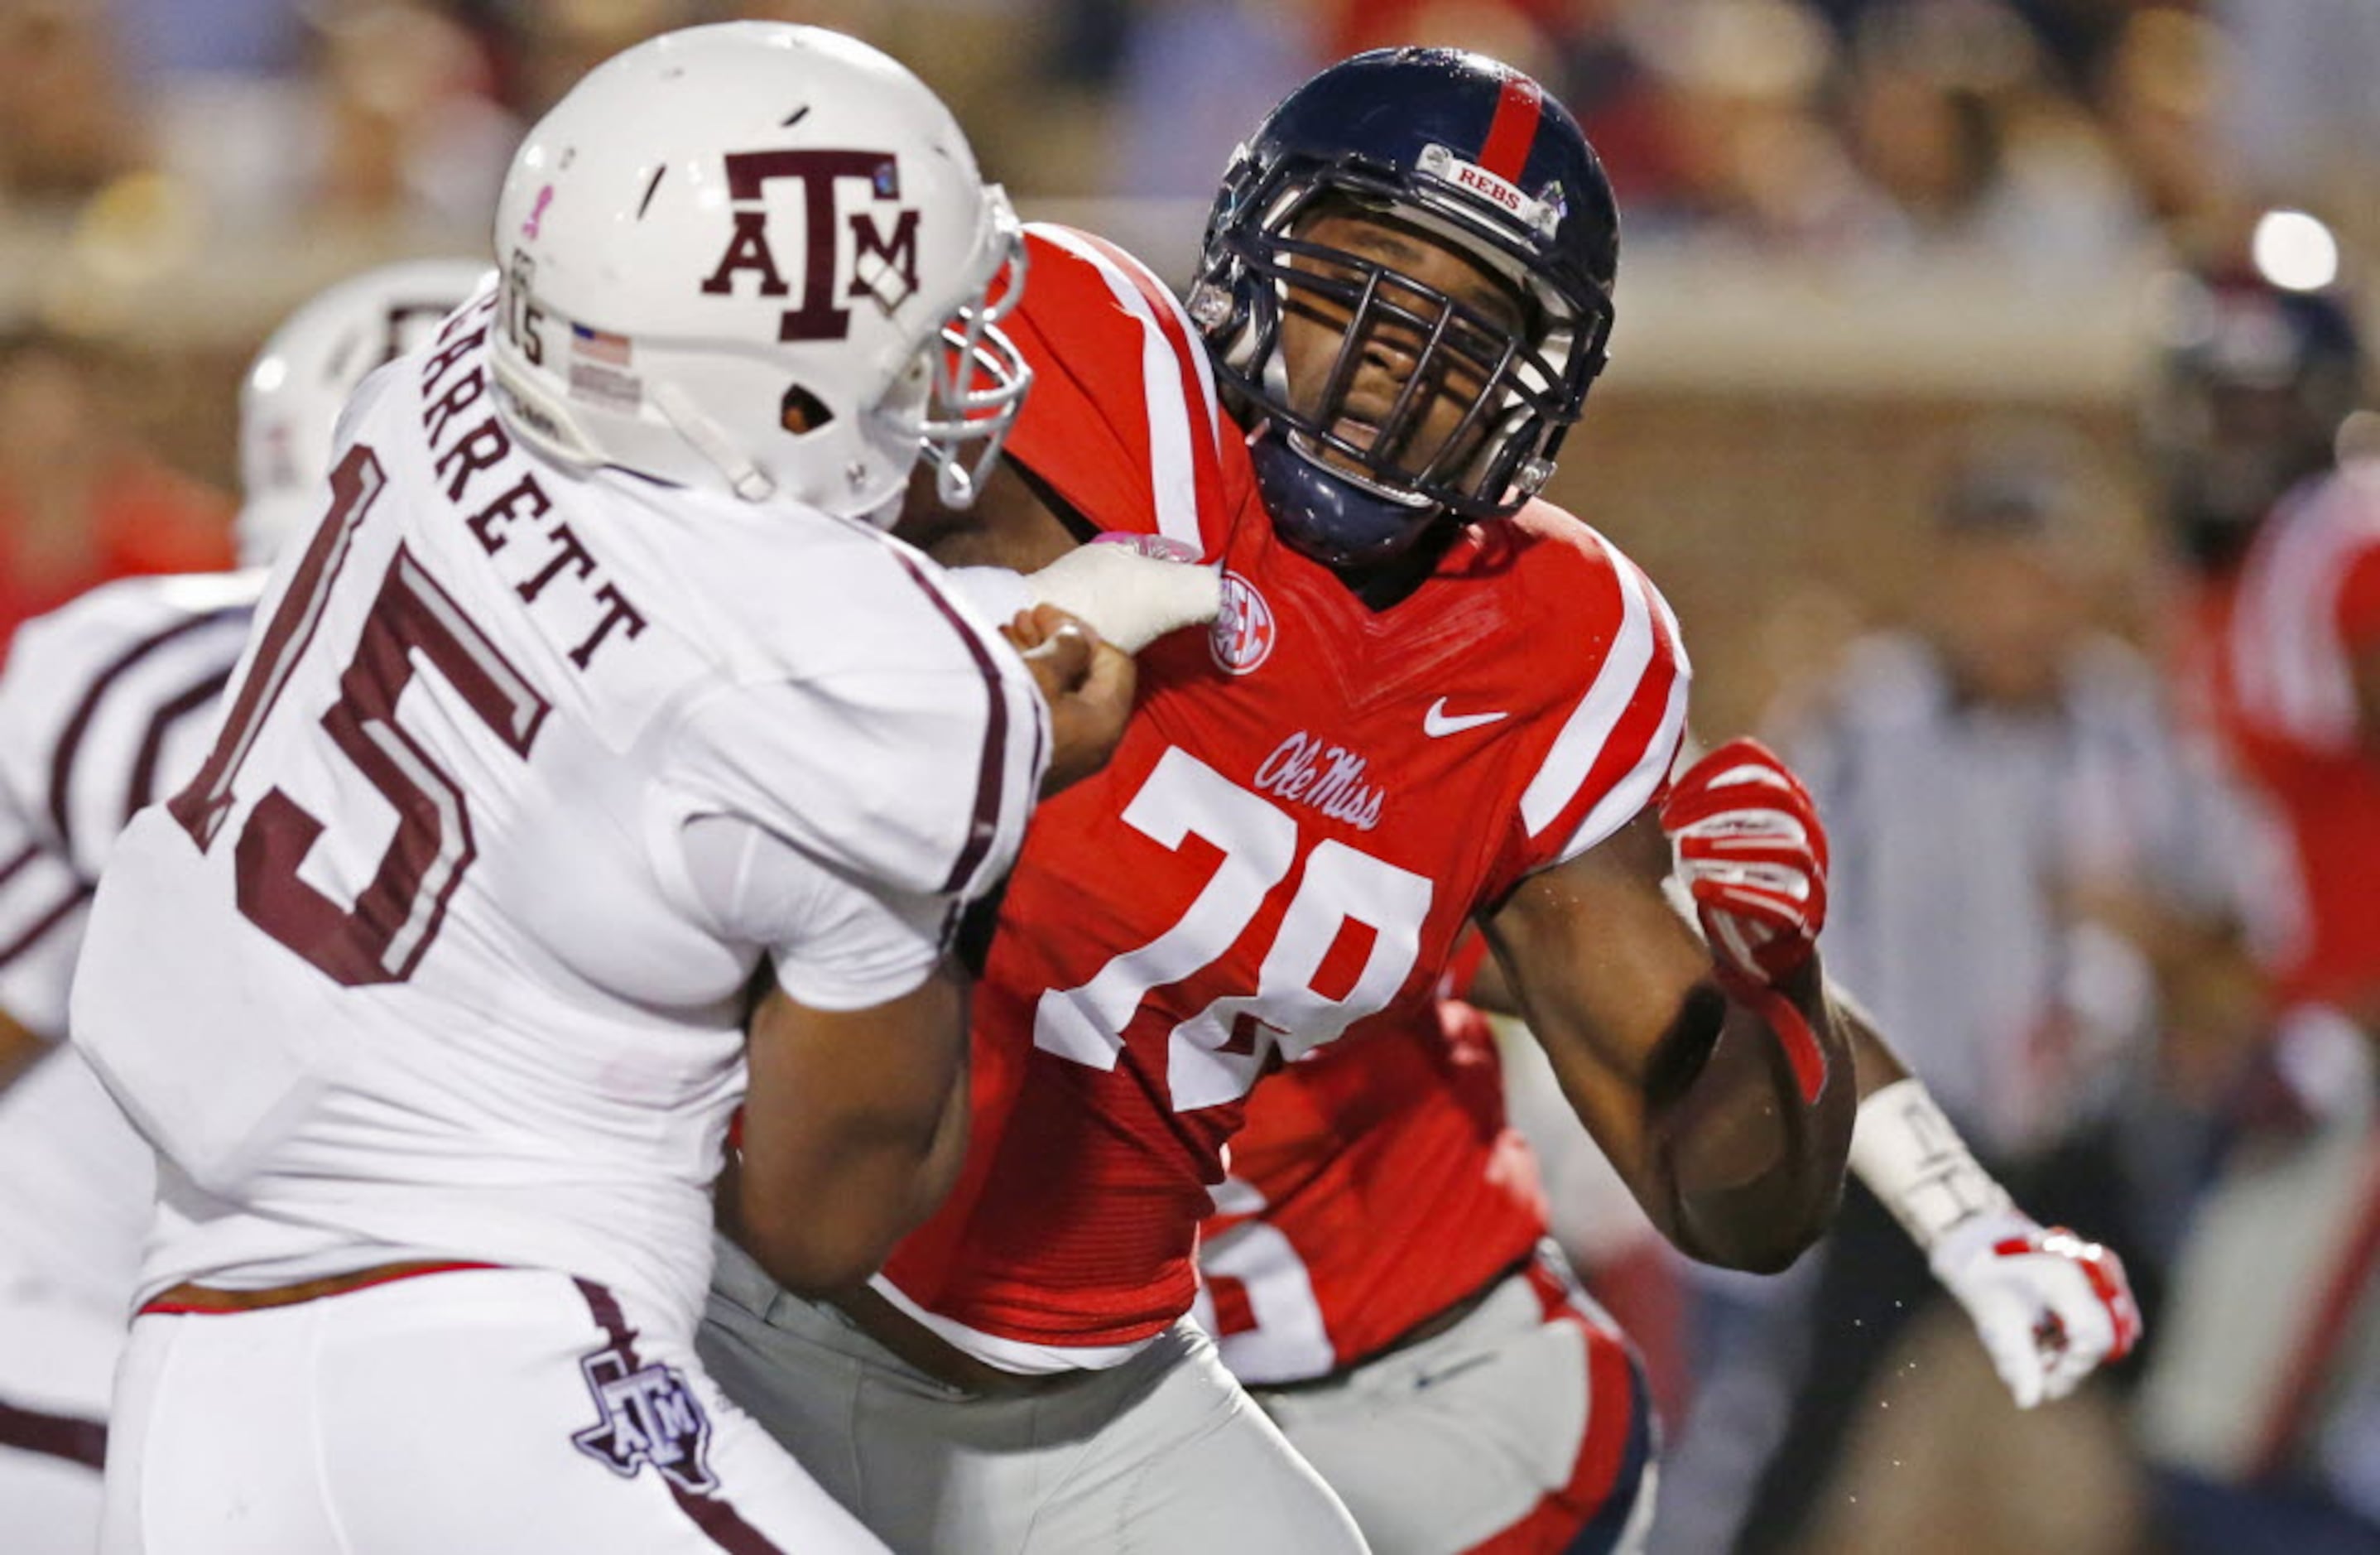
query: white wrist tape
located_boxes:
[1849,1078,2014,1253]
[1027,543,1220,654]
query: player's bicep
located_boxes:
[1480,807,1716,1190]
[736,956,969,1293]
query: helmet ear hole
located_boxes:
[781,383,835,436]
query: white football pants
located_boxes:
[102,1264,888,1554]
[1252,1254,1659,1555]
[700,1234,1369,1554]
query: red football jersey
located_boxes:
[1195,998,1551,1384]
[877,226,1690,1364]
[2180,466,2380,1010]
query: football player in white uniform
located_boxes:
[68,23,1133,1554]
[0,255,486,1555]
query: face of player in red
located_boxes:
[1276,208,1529,498]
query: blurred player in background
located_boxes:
[0,254,486,1555]
[2134,225,2380,1555]
[1677,425,2246,1555]
[65,23,1143,1553]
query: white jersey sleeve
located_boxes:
[659,624,1049,912]
[0,772,80,1042]
[679,814,947,1011]
[0,572,264,1037]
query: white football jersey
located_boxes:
[0,570,264,1311]
[72,292,1049,1327]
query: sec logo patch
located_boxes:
[1210,571,1275,675]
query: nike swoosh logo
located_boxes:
[1424,697,1509,737]
[1412,1354,1496,1391]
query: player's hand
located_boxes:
[1930,1209,2142,1408]
[1004,603,1135,796]
[1660,738,1829,989]
[1026,534,1219,654]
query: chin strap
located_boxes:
[652,381,775,503]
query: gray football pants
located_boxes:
[700,1235,1369,1555]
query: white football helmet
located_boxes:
[487,22,1029,524]
[238,258,494,566]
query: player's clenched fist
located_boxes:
[1004,603,1137,795]
[1930,1210,2143,1408]
[1660,737,1830,988]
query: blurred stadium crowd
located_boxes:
[5,2,2379,1553]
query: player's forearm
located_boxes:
[1831,991,2020,1244]
[1650,962,1855,1273]
[1831,982,1912,1100]
[734,969,972,1296]
[736,1095,968,1297]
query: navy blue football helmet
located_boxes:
[2146,258,2364,569]
[1190,48,1619,570]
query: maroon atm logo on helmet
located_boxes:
[700,150,921,341]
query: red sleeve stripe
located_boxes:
[1028,224,1223,557]
[1520,537,1689,843]
[1478,73,1545,185]
[1560,670,1687,864]
[2229,479,2376,749]
[1557,548,1693,857]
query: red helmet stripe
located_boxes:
[1478,73,1543,184]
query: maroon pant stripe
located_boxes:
[0,1396,106,1471]
[570,1278,786,1555]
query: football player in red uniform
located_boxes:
[2134,238,2380,1555]
[700,49,2132,1555]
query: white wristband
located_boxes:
[1027,543,1220,654]
[1849,1078,2014,1253]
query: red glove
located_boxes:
[1661,738,1830,987]
[1661,738,1833,1103]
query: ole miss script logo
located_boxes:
[700,150,921,340]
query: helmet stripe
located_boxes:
[1478,73,1544,185]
